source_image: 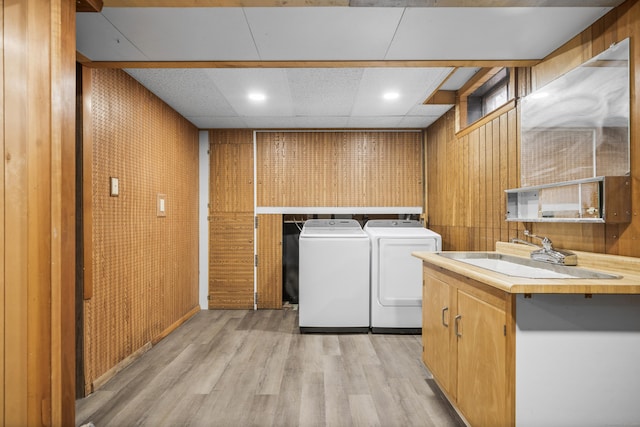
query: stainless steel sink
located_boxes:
[437,252,621,279]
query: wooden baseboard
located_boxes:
[89,342,152,394]
[89,305,201,394]
[152,305,200,345]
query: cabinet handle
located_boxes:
[441,307,449,327]
[454,314,462,337]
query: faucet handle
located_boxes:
[524,230,553,250]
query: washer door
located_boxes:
[377,238,437,307]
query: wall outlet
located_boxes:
[110,177,119,197]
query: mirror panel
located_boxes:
[520,38,630,187]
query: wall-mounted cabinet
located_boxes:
[505,176,630,223]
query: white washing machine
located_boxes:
[364,220,442,333]
[298,219,370,333]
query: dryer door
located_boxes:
[377,238,438,307]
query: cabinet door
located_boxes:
[456,290,508,427]
[423,273,454,397]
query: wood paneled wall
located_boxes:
[426,109,520,251]
[426,0,640,258]
[257,131,423,207]
[2,0,76,424]
[83,68,200,392]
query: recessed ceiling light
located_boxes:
[383,92,400,100]
[249,93,266,101]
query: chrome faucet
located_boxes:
[510,230,578,266]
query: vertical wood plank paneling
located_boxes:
[257,214,282,309]
[5,0,31,423]
[0,0,4,421]
[3,0,76,422]
[478,125,487,251]
[492,117,502,248]
[468,129,480,251]
[499,114,509,243]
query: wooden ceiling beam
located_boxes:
[349,0,624,6]
[77,0,103,12]
[424,90,456,105]
[102,0,623,6]
[81,59,540,69]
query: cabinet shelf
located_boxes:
[505,176,630,223]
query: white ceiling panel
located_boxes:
[398,115,441,128]
[77,12,146,61]
[351,68,453,116]
[205,69,293,117]
[287,68,364,116]
[386,7,611,60]
[125,69,236,117]
[101,8,259,61]
[441,67,481,90]
[244,7,404,60]
[347,116,405,128]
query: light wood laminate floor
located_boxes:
[76,309,462,427]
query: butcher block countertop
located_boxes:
[413,242,640,295]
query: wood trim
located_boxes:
[424,90,456,105]
[84,59,540,69]
[76,0,103,12]
[90,342,153,394]
[103,0,624,5]
[82,66,93,301]
[455,99,516,138]
[52,0,77,424]
[104,0,348,5]
[151,305,200,345]
[0,0,5,422]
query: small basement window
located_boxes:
[457,67,514,132]
[467,68,510,125]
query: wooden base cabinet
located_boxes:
[422,266,514,427]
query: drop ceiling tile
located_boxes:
[125,69,236,117]
[205,69,293,117]
[351,68,453,116]
[398,115,440,128]
[386,7,611,60]
[244,7,404,60]
[101,7,259,61]
[287,68,363,116]
[76,12,146,61]
[440,67,481,91]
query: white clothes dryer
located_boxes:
[364,220,442,333]
[298,219,370,333]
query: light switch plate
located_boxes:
[110,177,119,197]
[157,193,166,217]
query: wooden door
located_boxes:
[209,131,255,309]
[256,214,282,309]
[456,290,508,427]
[422,272,454,397]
